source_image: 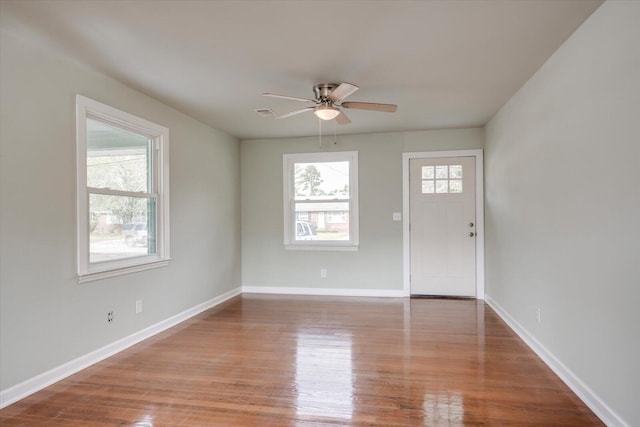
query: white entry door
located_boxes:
[410,156,476,297]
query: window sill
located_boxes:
[284,245,358,251]
[78,258,171,284]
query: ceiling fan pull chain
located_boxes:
[333,120,337,145]
[318,117,322,149]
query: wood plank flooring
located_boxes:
[1,294,602,426]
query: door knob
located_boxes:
[469,222,474,227]
[470,232,475,237]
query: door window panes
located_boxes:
[436,166,448,179]
[422,166,435,179]
[421,165,463,194]
[449,180,463,193]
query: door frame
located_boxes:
[402,149,485,298]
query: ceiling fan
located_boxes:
[262,83,397,125]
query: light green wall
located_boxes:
[0,30,241,390]
[485,1,640,425]
[241,129,483,291]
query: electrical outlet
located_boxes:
[320,268,327,278]
[135,300,143,314]
[107,311,114,323]
[535,307,541,324]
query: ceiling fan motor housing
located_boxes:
[313,83,339,101]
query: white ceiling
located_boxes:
[1,0,602,140]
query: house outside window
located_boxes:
[76,95,170,282]
[283,151,358,250]
[327,211,347,224]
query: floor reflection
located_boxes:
[132,414,153,427]
[424,391,465,426]
[295,331,353,421]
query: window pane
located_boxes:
[435,180,449,193]
[422,180,435,194]
[87,118,151,192]
[450,179,463,193]
[295,201,349,241]
[435,165,448,179]
[449,165,463,179]
[89,193,156,263]
[294,161,349,201]
[421,166,434,179]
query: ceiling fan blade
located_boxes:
[275,107,316,119]
[328,83,359,102]
[335,111,351,125]
[263,93,315,103]
[341,101,398,112]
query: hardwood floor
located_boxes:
[1,294,602,426]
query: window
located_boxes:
[76,95,170,282]
[421,164,463,194]
[283,151,358,250]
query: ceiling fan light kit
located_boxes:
[314,105,340,121]
[261,82,397,125]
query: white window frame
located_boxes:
[76,95,170,283]
[283,151,359,251]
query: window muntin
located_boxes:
[284,152,358,249]
[76,95,170,282]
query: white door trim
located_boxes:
[402,149,485,299]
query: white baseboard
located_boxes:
[0,286,241,409]
[242,285,405,298]
[485,295,628,427]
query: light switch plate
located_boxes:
[393,212,402,221]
